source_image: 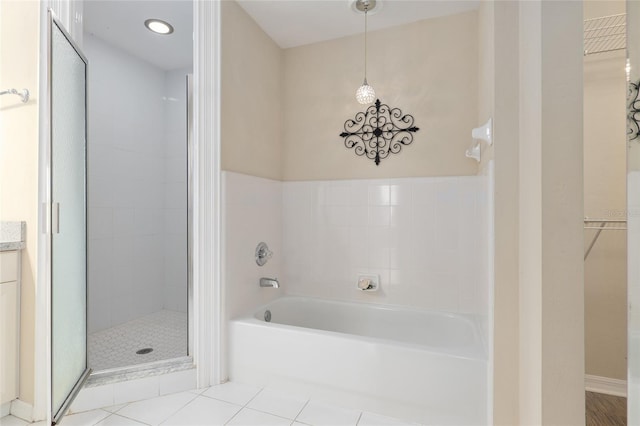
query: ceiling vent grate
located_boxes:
[584,13,626,56]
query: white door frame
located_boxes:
[192,0,223,389]
[32,1,222,422]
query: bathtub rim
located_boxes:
[231,294,488,362]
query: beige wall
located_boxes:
[0,0,40,406]
[583,1,627,382]
[221,0,283,181]
[488,2,522,424]
[282,11,479,181]
[477,1,495,171]
[221,2,479,181]
[484,1,585,423]
[519,1,585,424]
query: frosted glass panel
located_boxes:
[51,18,89,419]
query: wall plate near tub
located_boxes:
[357,274,379,292]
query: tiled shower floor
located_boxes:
[88,310,187,372]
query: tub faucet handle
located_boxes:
[255,242,273,266]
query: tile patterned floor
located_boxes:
[0,382,420,426]
[88,310,187,371]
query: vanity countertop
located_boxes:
[0,221,26,251]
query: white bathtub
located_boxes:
[228,296,488,425]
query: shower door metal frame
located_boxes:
[47,10,91,424]
[187,74,194,358]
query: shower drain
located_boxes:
[136,348,153,355]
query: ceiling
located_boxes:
[83,0,193,71]
[82,0,479,69]
[237,0,480,49]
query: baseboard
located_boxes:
[10,399,33,422]
[1,401,11,418]
[585,374,627,397]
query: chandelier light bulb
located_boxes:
[356,81,376,105]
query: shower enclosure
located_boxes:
[49,11,91,422]
[83,0,193,376]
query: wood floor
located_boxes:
[586,391,627,426]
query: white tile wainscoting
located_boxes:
[223,171,490,317]
[282,175,489,315]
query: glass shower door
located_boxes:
[50,13,91,424]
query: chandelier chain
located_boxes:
[364,9,368,82]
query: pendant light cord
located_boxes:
[364,8,368,83]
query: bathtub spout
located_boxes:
[260,277,280,288]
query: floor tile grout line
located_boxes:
[241,405,303,423]
[221,404,245,425]
[200,386,263,407]
[157,392,204,426]
[92,411,151,426]
[243,387,264,408]
[221,386,264,425]
[88,410,112,426]
[292,399,310,423]
[104,403,129,415]
[148,391,200,426]
[243,386,309,422]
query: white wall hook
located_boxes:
[471,117,493,145]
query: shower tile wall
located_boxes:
[223,172,489,318]
[282,176,489,315]
[223,172,283,320]
[86,34,188,334]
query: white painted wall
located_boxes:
[85,33,189,333]
[0,0,40,407]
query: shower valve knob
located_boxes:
[255,242,273,266]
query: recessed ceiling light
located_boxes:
[144,19,174,35]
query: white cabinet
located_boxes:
[0,250,19,406]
